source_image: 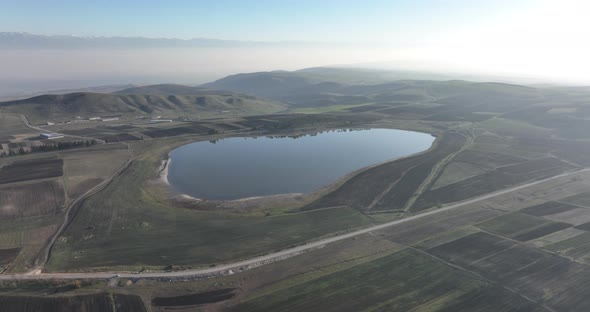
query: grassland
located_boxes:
[45,137,374,271]
[0,114,38,139]
[7,72,590,310]
[0,90,287,124]
[60,144,130,198]
[303,131,466,212]
[33,82,590,276]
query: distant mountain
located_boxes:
[0,84,137,102]
[0,32,300,49]
[0,89,286,123]
[201,67,459,101]
[203,67,540,108]
[202,67,463,97]
[113,84,232,96]
[202,71,315,99]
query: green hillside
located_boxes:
[0,90,286,124]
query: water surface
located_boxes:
[168,128,434,200]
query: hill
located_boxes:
[113,84,216,96]
[203,68,541,109]
[0,89,286,124]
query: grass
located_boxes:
[478,117,553,137]
[1,92,287,124]
[426,230,590,311]
[60,143,129,198]
[520,202,580,216]
[414,157,578,211]
[292,103,370,114]
[0,181,65,219]
[477,212,572,242]
[45,157,374,271]
[6,74,590,310]
[0,215,62,272]
[560,192,590,208]
[0,158,63,185]
[0,293,146,312]
[232,248,542,312]
[0,113,37,138]
[304,131,466,212]
[431,161,486,189]
[544,231,590,260]
[0,144,132,272]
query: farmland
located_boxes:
[191,172,590,311]
[45,157,373,270]
[0,181,65,219]
[4,70,590,310]
[0,158,63,185]
[152,288,237,307]
[0,116,131,273]
[232,249,542,312]
[0,293,146,312]
[303,131,466,212]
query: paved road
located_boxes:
[2,167,587,281]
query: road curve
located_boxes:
[29,143,134,273]
[2,168,588,281]
[17,114,107,144]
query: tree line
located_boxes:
[0,140,98,157]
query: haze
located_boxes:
[1,0,589,95]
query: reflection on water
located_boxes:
[168,128,434,200]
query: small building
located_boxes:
[40,133,64,140]
[46,121,55,126]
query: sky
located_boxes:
[1,0,589,93]
[0,0,525,43]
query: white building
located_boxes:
[40,133,64,139]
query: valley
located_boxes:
[3,67,590,311]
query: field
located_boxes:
[233,248,546,312]
[0,248,20,270]
[303,131,466,212]
[152,288,237,307]
[477,213,572,242]
[0,114,38,138]
[60,144,130,198]
[0,181,65,219]
[45,155,374,271]
[520,201,580,216]
[0,293,146,312]
[0,158,63,185]
[0,216,62,271]
[560,192,590,208]
[413,157,578,211]
[137,173,590,311]
[0,138,130,272]
[5,71,590,310]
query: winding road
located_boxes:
[2,167,587,281]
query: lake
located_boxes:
[167,128,434,200]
